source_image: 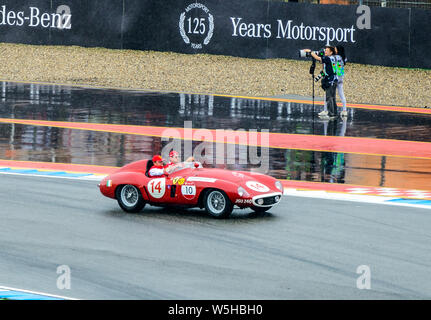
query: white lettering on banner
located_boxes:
[276,20,355,44]
[231,17,272,39]
[29,7,40,27]
[0,5,71,29]
[179,3,214,49]
[227,17,357,45]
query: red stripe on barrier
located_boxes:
[1,118,431,159]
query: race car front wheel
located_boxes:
[116,184,146,213]
[204,189,233,219]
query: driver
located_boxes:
[148,155,169,177]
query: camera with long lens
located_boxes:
[299,48,325,59]
[314,71,325,82]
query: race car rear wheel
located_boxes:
[116,184,146,213]
[204,189,233,219]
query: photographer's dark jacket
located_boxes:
[321,56,337,89]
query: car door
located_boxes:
[168,169,199,205]
[144,172,189,205]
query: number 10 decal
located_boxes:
[181,184,196,200]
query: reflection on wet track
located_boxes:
[0,81,431,190]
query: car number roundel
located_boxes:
[147,178,166,198]
[181,183,196,200]
[246,181,269,193]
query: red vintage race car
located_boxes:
[99,159,283,218]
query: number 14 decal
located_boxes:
[147,178,166,199]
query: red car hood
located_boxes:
[188,168,276,186]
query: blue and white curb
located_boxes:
[284,189,431,210]
[3,166,431,210]
[0,167,105,181]
[0,286,75,300]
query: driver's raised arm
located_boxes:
[165,164,177,174]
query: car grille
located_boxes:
[253,194,281,206]
[262,196,279,205]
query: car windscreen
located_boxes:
[169,161,202,174]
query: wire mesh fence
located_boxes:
[270,0,431,10]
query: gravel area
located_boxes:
[0,42,430,108]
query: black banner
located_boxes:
[409,8,431,69]
[50,0,123,49]
[0,0,430,69]
[0,0,123,48]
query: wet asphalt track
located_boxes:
[1,174,431,299]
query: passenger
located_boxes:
[148,155,168,177]
[165,151,194,173]
[165,151,180,169]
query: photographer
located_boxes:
[335,45,347,117]
[304,46,338,119]
[318,45,348,118]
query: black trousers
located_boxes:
[325,83,337,117]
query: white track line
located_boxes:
[0,285,77,300]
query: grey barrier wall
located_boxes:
[0,0,429,69]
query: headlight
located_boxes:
[275,181,283,192]
[237,186,250,198]
[257,198,264,205]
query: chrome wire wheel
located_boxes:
[204,189,233,219]
[207,190,226,215]
[116,185,145,213]
[121,185,139,207]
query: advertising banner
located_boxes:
[0,0,429,69]
[0,0,122,48]
[121,0,431,68]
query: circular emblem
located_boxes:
[179,3,214,49]
[246,181,270,193]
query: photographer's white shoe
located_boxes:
[318,110,328,117]
[340,110,348,117]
